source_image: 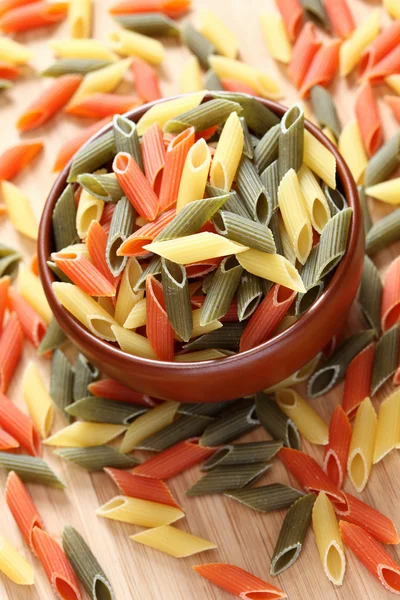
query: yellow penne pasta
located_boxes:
[279,217,296,265]
[366,179,400,205]
[373,390,400,464]
[109,30,165,64]
[55,243,90,260]
[347,397,377,493]
[179,55,203,94]
[278,169,312,265]
[199,10,238,59]
[259,12,292,64]
[112,324,157,359]
[0,537,34,585]
[339,10,380,76]
[97,497,184,527]
[18,265,52,324]
[276,388,329,445]
[303,130,336,189]
[176,139,211,212]
[189,308,223,339]
[68,0,91,38]
[0,37,32,64]
[137,92,206,135]
[123,297,146,329]
[22,362,54,438]
[52,282,117,341]
[97,296,115,317]
[1,181,38,241]
[131,525,217,557]
[338,121,367,186]
[322,127,337,146]
[50,39,118,61]
[174,349,227,362]
[210,111,244,191]
[312,493,345,586]
[115,258,143,325]
[386,74,400,94]
[120,401,179,453]
[44,422,126,447]
[265,353,321,393]
[209,55,282,100]
[69,58,132,105]
[144,232,248,264]
[76,189,104,239]
[297,164,331,233]
[383,0,400,20]
[237,249,306,293]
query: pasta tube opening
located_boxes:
[380,567,400,593]
[190,138,209,169]
[88,317,115,340]
[56,578,80,600]
[313,199,330,232]
[271,544,300,575]
[308,365,340,396]
[325,542,345,586]
[94,574,114,600]
[348,450,367,490]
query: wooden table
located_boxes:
[1,1,399,598]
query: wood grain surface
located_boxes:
[1,1,399,598]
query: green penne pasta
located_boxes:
[133,256,162,292]
[206,184,250,219]
[50,349,75,421]
[226,483,304,513]
[204,69,223,91]
[186,462,271,496]
[37,317,67,355]
[240,116,254,159]
[255,393,301,449]
[278,104,304,178]
[260,160,279,212]
[106,196,135,277]
[199,401,259,447]
[0,249,22,279]
[46,261,72,283]
[323,184,347,216]
[77,173,124,203]
[113,115,143,170]
[0,452,65,488]
[42,59,112,77]
[178,401,232,417]
[183,322,245,351]
[268,212,284,257]
[260,278,273,296]
[211,92,280,135]
[236,156,272,224]
[68,130,116,183]
[202,271,215,294]
[358,255,382,337]
[114,12,180,36]
[295,245,325,316]
[300,0,329,26]
[202,441,282,470]
[66,396,147,424]
[163,99,242,134]
[270,493,316,576]
[136,415,214,451]
[73,354,99,401]
[181,23,216,68]
[307,329,375,397]
[55,446,138,471]
[366,209,400,256]
[213,211,276,254]
[315,207,353,281]
[370,324,400,396]
[63,526,115,600]
[237,272,263,321]
[310,86,340,138]
[0,78,12,90]
[200,256,243,326]
[162,259,192,342]
[364,130,400,187]
[358,185,372,237]
[254,124,280,173]
[52,184,78,252]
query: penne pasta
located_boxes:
[383,0,400,18]
[236,249,305,293]
[347,397,377,492]
[0,536,34,585]
[370,324,400,396]
[0,314,23,394]
[381,256,400,332]
[312,492,345,586]
[176,138,211,212]
[137,414,214,452]
[108,29,165,64]
[88,378,154,406]
[181,22,216,69]
[145,232,248,264]
[69,58,132,106]
[1,181,38,240]
[0,36,32,64]
[300,40,341,98]
[159,127,195,211]
[359,256,382,336]
[276,0,303,41]
[53,252,116,297]
[131,57,161,103]
[0,1,68,34]
[0,452,65,488]
[22,362,54,438]
[373,390,400,464]
[5,471,44,554]
[120,400,178,453]
[0,141,43,181]
[310,85,341,140]
[68,0,91,38]
[303,129,336,189]
[297,164,330,233]
[187,462,271,496]
[288,22,321,88]
[110,0,191,17]
[260,12,291,64]
[226,483,303,513]
[278,168,312,264]
[56,446,137,471]
[112,323,157,359]
[338,121,367,185]
[44,422,126,447]
[96,496,184,527]
[324,0,354,38]
[104,468,180,508]
[66,93,141,118]
[131,525,216,558]
[73,354,99,402]
[141,123,166,195]
[199,9,238,59]
[146,275,174,360]
[342,342,375,419]
[51,39,118,61]
[276,388,328,445]
[114,12,181,36]
[8,288,46,348]
[194,563,286,599]
[209,55,282,100]
[113,152,159,220]
[323,406,351,489]
[136,91,206,136]
[339,10,381,76]
[18,265,52,324]
[53,116,111,172]
[355,82,382,157]
[367,177,400,206]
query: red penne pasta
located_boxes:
[32,527,82,600]
[0,0,39,16]
[131,58,161,103]
[0,313,23,393]
[300,39,341,98]
[287,22,321,89]
[193,563,286,600]
[0,1,68,34]
[66,93,142,119]
[17,74,82,132]
[385,95,400,124]
[339,521,400,594]
[382,256,400,333]
[146,275,174,361]
[0,392,41,456]
[221,78,259,96]
[0,428,19,450]
[132,438,216,479]
[0,60,19,80]
[53,252,116,297]
[104,468,181,508]
[5,471,45,553]
[30,254,39,276]
[117,209,175,257]
[276,0,303,42]
[0,142,43,181]
[335,492,399,545]
[279,447,344,502]
[110,0,191,17]
[358,20,400,76]
[86,221,118,286]
[365,46,400,84]
[323,406,352,489]
[113,152,159,221]
[324,0,354,39]
[53,117,111,172]
[240,285,296,352]
[196,125,219,141]
[141,123,166,195]
[342,342,375,418]
[185,258,221,278]
[0,276,10,331]
[158,126,195,212]
[355,81,382,157]
[99,202,115,233]
[88,378,156,406]
[8,288,47,349]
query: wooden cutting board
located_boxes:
[1,0,399,598]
